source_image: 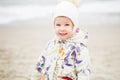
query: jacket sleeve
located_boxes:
[75,45,91,80]
[30,40,52,80]
[75,30,91,80]
[31,50,46,80]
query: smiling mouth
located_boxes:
[59,33,67,36]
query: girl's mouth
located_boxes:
[59,33,67,36]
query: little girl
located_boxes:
[31,0,91,80]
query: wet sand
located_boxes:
[0,20,120,80]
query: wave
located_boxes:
[0,5,54,24]
[0,1,120,24]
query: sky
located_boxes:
[0,0,118,6]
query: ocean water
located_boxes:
[0,0,57,6]
[0,0,120,25]
[0,5,54,24]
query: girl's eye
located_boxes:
[56,24,61,26]
[65,24,70,26]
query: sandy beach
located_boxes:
[0,15,120,80]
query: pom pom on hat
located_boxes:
[53,0,80,28]
[58,0,80,7]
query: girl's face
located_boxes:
[54,16,74,40]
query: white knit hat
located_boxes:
[53,1,80,28]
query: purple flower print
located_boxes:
[41,56,46,67]
[36,56,46,72]
[71,50,76,58]
[69,44,75,50]
[75,59,82,64]
[64,57,72,66]
[75,28,79,33]
[46,66,50,71]
[36,62,42,72]
[76,46,80,52]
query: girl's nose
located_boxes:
[60,26,65,30]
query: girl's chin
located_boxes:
[59,37,68,40]
[57,35,70,40]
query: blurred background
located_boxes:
[0,0,120,80]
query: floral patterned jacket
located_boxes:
[31,28,91,80]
